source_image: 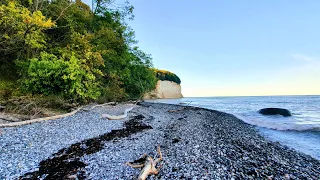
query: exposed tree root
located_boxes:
[126,145,163,180]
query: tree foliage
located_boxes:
[0,0,157,102]
[21,52,100,101]
[0,0,54,79]
[155,69,181,84]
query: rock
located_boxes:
[258,108,291,117]
[284,174,291,179]
[67,174,77,179]
[172,137,181,143]
[0,105,5,112]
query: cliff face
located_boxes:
[143,80,183,99]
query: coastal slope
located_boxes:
[144,80,183,99]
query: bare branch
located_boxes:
[125,162,144,168]
[54,3,73,22]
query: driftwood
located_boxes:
[0,113,21,122]
[126,145,163,180]
[101,107,134,120]
[0,102,118,127]
[0,107,83,128]
[89,102,117,109]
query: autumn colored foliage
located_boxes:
[0,0,157,102]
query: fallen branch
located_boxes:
[89,102,116,110]
[126,145,163,180]
[101,107,134,120]
[0,101,133,127]
[0,113,28,122]
[0,107,82,128]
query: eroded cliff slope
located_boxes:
[143,80,183,99]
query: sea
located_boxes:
[146,95,320,160]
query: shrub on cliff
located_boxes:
[154,69,181,84]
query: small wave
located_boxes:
[234,114,320,131]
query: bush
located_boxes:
[0,80,16,100]
[122,65,157,99]
[97,81,127,103]
[21,52,100,102]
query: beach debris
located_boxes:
[90,102,117,110]
[126,145,163,180]
[102,107,134,120]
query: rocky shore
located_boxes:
[0,102,319,179]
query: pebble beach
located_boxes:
[0,102,319,179]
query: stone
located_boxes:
[258,108,291,117]
[172,137,181,143]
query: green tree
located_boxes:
[22,52,100,101]
[0,0,54,80]
[1,0,159,103]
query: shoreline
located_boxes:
[0,102,319,179]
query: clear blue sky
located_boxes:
[83,0,320,97]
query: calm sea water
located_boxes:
[147,95,320,159]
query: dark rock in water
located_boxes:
[258,108,291,117]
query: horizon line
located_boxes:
[182,94,320,98]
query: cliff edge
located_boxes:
[143,80,183,99]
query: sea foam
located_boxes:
[234,114,320,131]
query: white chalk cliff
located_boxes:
[144,80,183,99]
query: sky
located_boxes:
[83,0,320,97]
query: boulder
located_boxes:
[258,108,291,117]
